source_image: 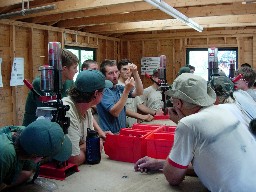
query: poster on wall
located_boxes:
[10,57,24,86]
[141,57,160,75]
[0,58,3,87]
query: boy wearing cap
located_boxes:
[135,74,256,191]
[97,60,143,133]
[177,66,191,76]
[23,49,79,126]
[0,119,71,191]
[141,69,163,112]
[62,70,109,166]
[234,67,256,102]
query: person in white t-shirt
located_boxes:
[141,69,163,111]
[234,66,256,102]
[63,70,111,166]
[135,74,256,191]
[210,74,256,132]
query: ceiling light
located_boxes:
[144,0,203,32]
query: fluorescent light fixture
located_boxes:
[144,0,203,32]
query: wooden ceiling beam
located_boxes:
[14,0,245,21]
[56,3,256,28]
[23,2,155,24]
[10,0,144,19]
[84,14,256,33]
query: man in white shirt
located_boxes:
[141,69,163,111]
[135,74,256,191]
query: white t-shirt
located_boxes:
[168,105,256,192]
[141,85,163,111]
[233,90,256,120]
[218,102,250,130]
[62,96,94,156]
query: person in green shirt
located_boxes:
[0,119,71,191]
[22,49,79,126]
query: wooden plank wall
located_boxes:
[0,19,256,127]
[121,28,256,88]
[0,20,120,127]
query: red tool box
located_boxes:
[104,124,176,163]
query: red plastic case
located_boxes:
[104,124,176,163]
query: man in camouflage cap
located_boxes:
[209,75,234,104]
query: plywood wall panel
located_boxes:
[208,37,225,45]
[143,40,158,57]
[0,21,119,127]
[122,29,256,86]
[121,41,128,59]
[33,29,47,49]
[189,38,207,46]
[0,25,10,47]
[15,27,29,48]
[48,31,59,42]
[226,37,237,44]
[98,39,106,63]
[106,40,115,60]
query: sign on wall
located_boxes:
[141,57,160,75]
[10,57,24,86]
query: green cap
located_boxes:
[178,67,191,76]
[209,75,234,97]
[19,119,72,161]
[75,70,111,92]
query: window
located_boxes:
[65,46,96,80]
[186,48,238,80]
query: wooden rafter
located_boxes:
[5,0,246,20]
[56,3,256,28]
[84,14,256,34]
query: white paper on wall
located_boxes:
[10,57,24,86]
[141,57,160,75]
[0,58,3,87]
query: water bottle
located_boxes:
[86,128,101,164]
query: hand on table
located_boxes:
[134,156,162,173]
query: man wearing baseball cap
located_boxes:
[0,119,71,191]
[63,70,111,166]
[135,73,256,191]
[141,68,163,112]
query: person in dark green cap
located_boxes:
[0,119,72,191]
[210,74,256,134]
[141,68,163,112]
[209,75,235,104]
[22,49,79,126]
[177,66,191,76]
[63,69,111,166]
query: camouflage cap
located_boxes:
[209,75,234,97]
